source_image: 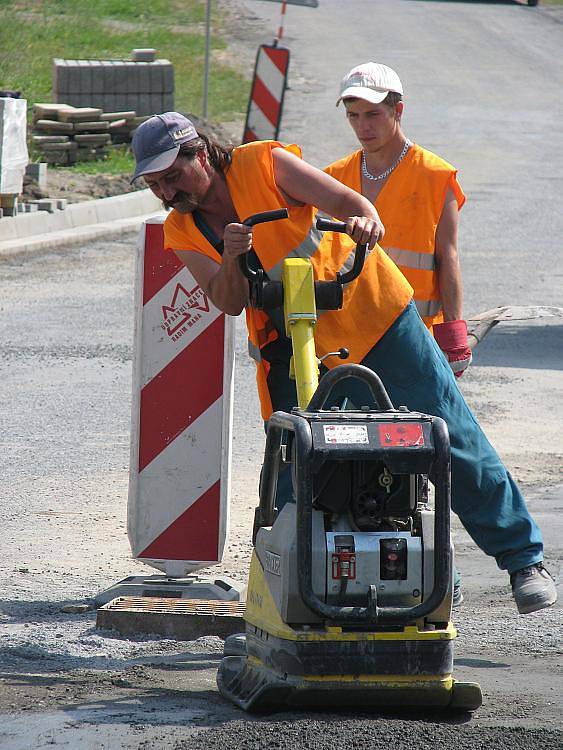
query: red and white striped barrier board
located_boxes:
[243,44,290,143]
[128,216,235,576]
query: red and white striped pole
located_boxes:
[127,217,234,577]
[276,1,288,43]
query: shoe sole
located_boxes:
[516,592,557,615]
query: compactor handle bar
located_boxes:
[237,211,368,287]
[315,217,367,286]
[238,209,289,280]
[315,218,347,233]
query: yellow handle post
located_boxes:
[282,258,319,409]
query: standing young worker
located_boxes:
[325,62,471,377]
[131,112,557,615]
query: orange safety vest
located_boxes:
[325,144,465,329]
[164,140,413,419]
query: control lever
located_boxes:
[315,217,367,286]
[238,209,290,281]
[319,347,349,364]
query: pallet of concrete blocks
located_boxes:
[100,111,139,144]
[34,139,78,166]
[60,107,110,162]
[74,135,111,163]
[32,103,112,164]
[53,56,175,116]
[32,103,77,165]
[31,103,148,164]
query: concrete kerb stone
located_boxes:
[0,188,163,257]
[67,201,99,228]
[0,219,18,242]
[26,208,69,235]
[0,214,163,258]
[93,191,156,223]
[13,211,48,239]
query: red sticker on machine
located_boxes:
[378,423,424,447]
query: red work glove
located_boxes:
[433,320,472,378]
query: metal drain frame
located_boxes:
[96,596,246,640]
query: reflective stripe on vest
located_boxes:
[267,225,324,281]
[386,246,436,272]
[265,226,373,323]
[415,299,442,318]
[385,247,440,321]
[268,222,372,286]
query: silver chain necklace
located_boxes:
[361,139,412,182]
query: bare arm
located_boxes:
[175,222,251,316]
[435,188,463,321]
[272,147,384,247]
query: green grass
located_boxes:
[0,0,249,120]
[41,0,205,22]
[0,1,250,173]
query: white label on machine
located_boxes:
[263,550,281,577]
[323,424,369,444]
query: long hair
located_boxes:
[178,132,233,173]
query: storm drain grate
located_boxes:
[96,596,246,640]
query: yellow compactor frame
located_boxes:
[217,236,482,714]
[282,258,319,408]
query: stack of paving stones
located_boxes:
[31,103,146,166]
[52,53,174,115]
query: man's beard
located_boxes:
[163,191,200,214]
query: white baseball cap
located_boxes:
[336,62,403,106]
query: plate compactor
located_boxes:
[218,212,482,713]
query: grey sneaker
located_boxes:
[510,563,557,614]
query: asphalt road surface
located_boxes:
[1,1,562,748]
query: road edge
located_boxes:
[0,189,163,258]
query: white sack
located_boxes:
[0,98,28,194]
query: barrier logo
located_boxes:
[161,283,210,341]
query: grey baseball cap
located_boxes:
[131,112,199,182]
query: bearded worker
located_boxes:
[325,62,471,379]
[131,112,557,616]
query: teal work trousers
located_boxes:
[266,301,543,575]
